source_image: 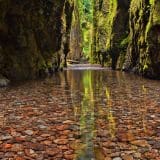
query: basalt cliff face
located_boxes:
[92,0,130,69]
[0,0,73,80]
[93,0,160,79]
[123,0,160,79]
[68,1,82,61]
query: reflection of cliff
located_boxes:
[64,70,107,159]
[106,87,116,139]
[141,85,147,133]
[76,70,95,160]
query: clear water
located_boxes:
[0,66,159,159]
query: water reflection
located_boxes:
[61,67,160,159]
[1,66,160,159]
[105,87,116,139]
[75,71,96,160]
[141,85,148,133]
[64,69,117,159]
[0,112,5,127]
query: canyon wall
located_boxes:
[0,0,73,80]
[93,0,160,79]
[0,0,160,81]
[123,0,160,79]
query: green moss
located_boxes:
[130,0,141,14]
[120,36,130,48]
[0,0,69,80]
[37,57,46,70]
[149,0,155,5]
[145,0,160,39]
[106,0,118,49]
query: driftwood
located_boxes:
[67,59,80,64]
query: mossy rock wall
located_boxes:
[93,0,160,79]
[123,0,160,79]
[92,0,130,68]
[69,1,82,61]
[0,0,73,80]
[110,0,130,69]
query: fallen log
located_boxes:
[67,59,80,64]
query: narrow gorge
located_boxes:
[0,1,160,160]
[0,0,160,83]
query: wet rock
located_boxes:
[113,157,122,160]
[36,154,44,160]
[33,144,45,151]
[24,130,34,135]
[4,152,15,157]
[117,132,135,142]
[14,136,26,142]
[38,125,48,129]
[42,140,52,145]
[122,155,134,160]
[0,65,160,160]
[62,130,70,136]
[130,140,150,147]
[0,76,10,87]
[152,141,160,149]
[30,149,35,154]
[56,124,68,131]
[11,144,23,152]
[0,135,12,141]
[133,152,141,158]
[144,150,160,159]
[54,139,68,145]
[3,143,12,149]
[102,141,116,149]
[46,148,59,156]
[41,134,51,138]
[99,130,109,137]
[103,148,112,155]
[64,154,74,159]
[58,145,69,150]
[15,157,25,160]
[64,150,74,155]
[24,148,35,157]
[69,124,79,131]
[105,157,112,160]
[63,120,74,124]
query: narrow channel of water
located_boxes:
[52,66,160,159]
[0,66,159,159]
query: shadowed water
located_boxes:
[0,66,159,159]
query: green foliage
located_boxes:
[77,0,93,59]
